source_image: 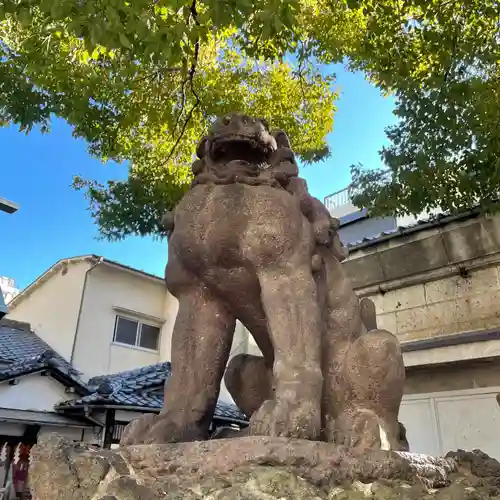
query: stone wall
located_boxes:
[345,212,500,343]
[370,267,500,342]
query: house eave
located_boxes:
[58,403,249,426]
[7,255,99,309]
[0,408,96,428]
[402,328,500,369]
[402,328,500,353]
[100,259,163,284]
[8,254,163,310]
[0,367,89,395]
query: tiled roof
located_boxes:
[0,323,87,393]
[58,361,248,425]
[86,361,173,393]
[0,323,246,425]
[0,351,87,391]
[345,209,481,250]
[0,323,71,364]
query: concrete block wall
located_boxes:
[367,266,500,342]
[344,213,500,343]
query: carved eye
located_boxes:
[222,116,231,125]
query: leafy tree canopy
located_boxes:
[0,0,499,238]
[349,0,500,220]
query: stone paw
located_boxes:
[120,413,158,446]
[249,398,321,441]
[142,412,209,444]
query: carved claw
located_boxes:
[272,129,292,149]
[249,398,321,441]
[191,158,206,175]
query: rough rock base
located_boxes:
[30,434,500,499]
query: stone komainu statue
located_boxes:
[121,113,407,451]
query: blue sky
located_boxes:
[0,65,397,290]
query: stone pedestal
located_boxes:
[29,434,500,499]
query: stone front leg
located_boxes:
[249,262,323,440]
[138,285,235,445]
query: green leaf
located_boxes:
[2,0,498,238]
[118,32,132,48]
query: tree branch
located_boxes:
[135,67,183,84]
[166,0,201,162]
[294,40,308,102]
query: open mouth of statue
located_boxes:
[210,137,271,166]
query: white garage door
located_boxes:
[399,386,500,459]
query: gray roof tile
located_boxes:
[0,324,87,392]
[0,324,247,425]
[345,209,481,250]
[59,361,248,425]
[0,324,70,364]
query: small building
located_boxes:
[0,319,99,496]
[0,319,247,496]
[324,185,430,246]
[0,278,19,306]
[0,292,7,321]
[57,362,248,447]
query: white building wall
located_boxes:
[37,426,98,443]
[0,374,77,412]
[72,264,167,377]
[158,289,179,364]
[0,423,24,436]
[400,386,500,460]
[6,260,91,361]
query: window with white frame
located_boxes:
[113,315,160,351]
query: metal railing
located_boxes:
[324,185,353,213]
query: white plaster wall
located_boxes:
[218,321,261,404]
[0,423,24,436]
[6,260,91,361]
[158,290,179,364]
[73,264,166,377]
[0,374,75,412]
[38,426,99,444]
[107,343,159,375]
[115,410,145,422]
